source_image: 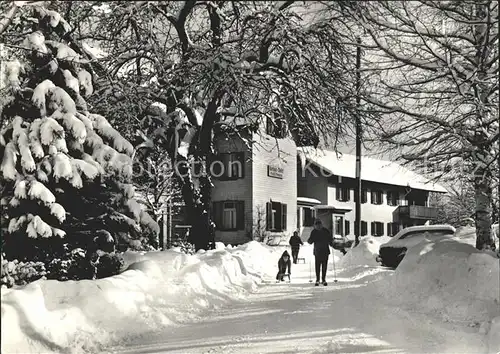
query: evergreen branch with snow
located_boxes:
[0,3,160,277]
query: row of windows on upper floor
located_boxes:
[335,187,416,206]
[212,152,245,180]
[210,152,288,181]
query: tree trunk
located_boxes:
[183,93,221,251]
[187,206,211,251]
[187,173,215,251]
[175,155,214,251]
[472,2,495,251]
[474,170,494,250]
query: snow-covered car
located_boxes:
[378,225,456,268]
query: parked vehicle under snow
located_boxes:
[377,225,456,268]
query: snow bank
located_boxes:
[339,236,390,269]
[1,241,280,354]
[455,225,500,250]
[454,225,478,246]
[487,316,500,353]
[376,237,500,351]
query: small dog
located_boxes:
[276,250,291,282]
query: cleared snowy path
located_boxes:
[108,263,486,354]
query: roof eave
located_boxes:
[303,157,449,193]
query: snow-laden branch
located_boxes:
[0,3,19,35]
[155,1,197,57]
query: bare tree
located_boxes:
[133,150,183,224]
[345,1,499,250]
[429,181,476,228]
[67,1,359,250]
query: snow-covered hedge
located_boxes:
[1,254,47,288]
[1,241,279,354]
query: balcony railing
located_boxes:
[397,205,439,220]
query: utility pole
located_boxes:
[168,176,173,249]
[354,36,362,247]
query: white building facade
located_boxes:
[211,133,446,245]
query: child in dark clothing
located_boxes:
[276,250,292,281]
[289,231,304,264]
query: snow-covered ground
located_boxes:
[2,235,499,354]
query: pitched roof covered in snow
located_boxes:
[298,147,448,193]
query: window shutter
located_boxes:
[361,221,367,236]
[371,222,375,235]
[371,191,376,204]
[238,152,245,178]
[212,155,222,178]
[266,202,272,230]
[387,223,392,236]
[213,202,223,230]
[362,189,367,203]
[345,220,350,236]
[281,204,287,231]
[266,116,274,135]
[236,201,245,230]
[220,154,228,179]
[336,187,341,201]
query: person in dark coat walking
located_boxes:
[276,250,292,281]
[289,231,303,264]
[308,219,334,286]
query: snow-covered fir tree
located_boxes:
[0,4,159,279]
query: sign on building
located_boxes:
[267,165,284,179]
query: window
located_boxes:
[212,201,245,231]
[302,207,315,227]
[371,221,384,236]
[344,220,350,236]
[361,221,368,236]
[266,202,287,231]
[336,187,351,202]
[387,222,400,237]
[212,152,244,180]
[223,202,237,229]
[266,115,287,138]
[371,190,383,205]
[334,216,344,236]
[387,191,399,206]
